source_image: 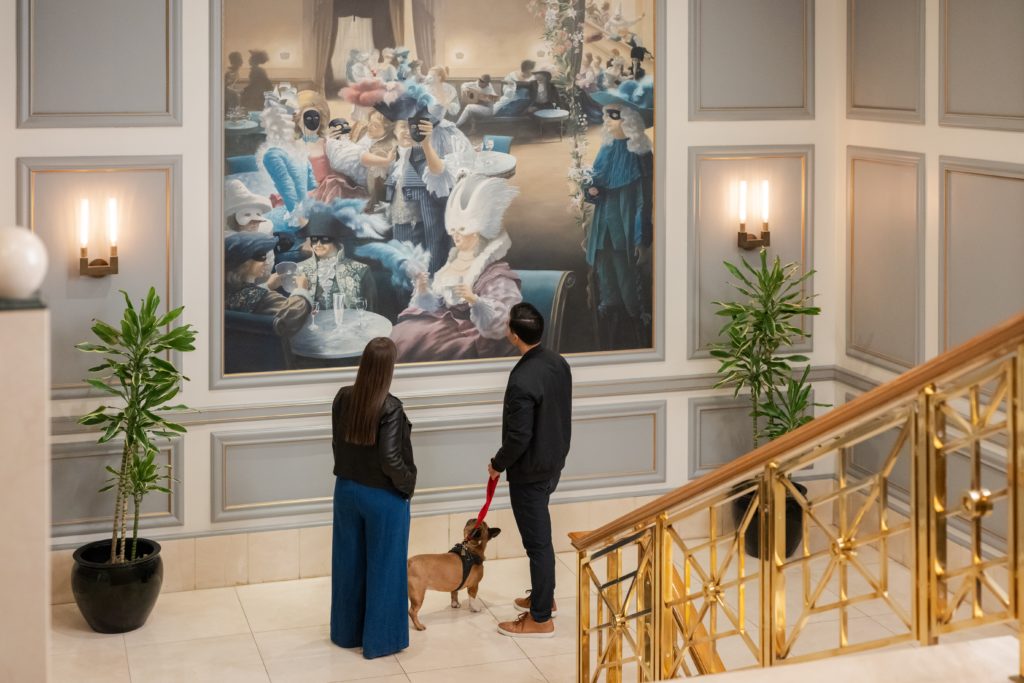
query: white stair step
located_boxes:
[695,635,1018,683]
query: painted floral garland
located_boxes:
[526,0,591,226]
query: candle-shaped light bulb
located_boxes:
[107,198,118,247]
[761,180,769,224]
[79,199,90,249]
[738,181,748,225]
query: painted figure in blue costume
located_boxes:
[586,78,654,349]
[376,83,475,274]
[394,47,412,81]
[256,85,317,226]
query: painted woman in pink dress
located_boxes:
[391,176,522,362]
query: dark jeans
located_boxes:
[331,477,410,658]
[509,474,561,623]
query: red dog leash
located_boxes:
[468,476,499,537]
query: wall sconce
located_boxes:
[79,198,119,277]
[737,180,771,250]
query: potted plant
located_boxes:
[72,287,196,633]
[709,249,824,558]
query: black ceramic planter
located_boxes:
[71,538,163,634]
[732,482,808,560]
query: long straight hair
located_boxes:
[343,337,397,446]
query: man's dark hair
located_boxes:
[521,59,537,74]
[509,302,544,345]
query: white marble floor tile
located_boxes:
[122,586,251,647]
[529,653,575,683]
[255,624,405,683]
[556,551,578,574]
[50,604,126,654]
[397,609,526,673]
[405,659,547,683]
[126,633,270,683]
[49,637,131,683]
[236,575,331,632]
[475,556,577,609]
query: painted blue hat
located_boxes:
[592,76,654,128]
[225,231,277,270]
[395,46,411,58]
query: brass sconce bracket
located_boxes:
[79,246,119,277]
[738,222,771,250]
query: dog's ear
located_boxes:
[487,527,502,539]
[465,518,478,528]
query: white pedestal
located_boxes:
[0,307,50,682]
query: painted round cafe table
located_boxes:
[288,310,393,360]
[473,151,517,178]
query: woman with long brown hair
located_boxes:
[330,337,416,659]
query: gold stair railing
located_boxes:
[571,313,1024,681]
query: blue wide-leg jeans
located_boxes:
[330,477,410,658]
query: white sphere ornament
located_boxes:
[0,225,49,300]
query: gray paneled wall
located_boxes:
[16,156,183,397]
[17,0,182,127]
[940,0,1024,132]
[688,396,755,478]
[689,0,814,120]
[847,0,924,123]
[211,402,667,522]
[939,158,1024,350]
[688,146,814,357]
[846,147,925,371]
[52,440,184,537]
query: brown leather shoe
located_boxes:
[513,591,558,617]
[497,611,555,638]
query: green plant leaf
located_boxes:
[85,378,125,398]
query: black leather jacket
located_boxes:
[331,387,417,498]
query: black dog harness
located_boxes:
[448,542,484,590]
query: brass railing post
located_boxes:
[578,549,590,683]
[652,515,668,680]
[1013,346,1024,680]
[914,384,938,647]
[608,549,622,683]
[760,464,784,666]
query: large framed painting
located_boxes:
[211,0,660,385]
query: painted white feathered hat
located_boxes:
[445,175,519,240]
[224,179,272,215]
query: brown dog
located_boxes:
[407,518,501,631]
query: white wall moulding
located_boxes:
[15,156,184,399]
[50,366,868,436]
[687,145,815,358]
[211,401,667,522]
[689,0,814,121]
[846,0,924,123]
[16,0,182,128]
[940,0,1024,132]
[939,157,1024,351]
[51,439,184,538]
[846,147,925,372]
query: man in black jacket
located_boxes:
[488,303,572,638]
